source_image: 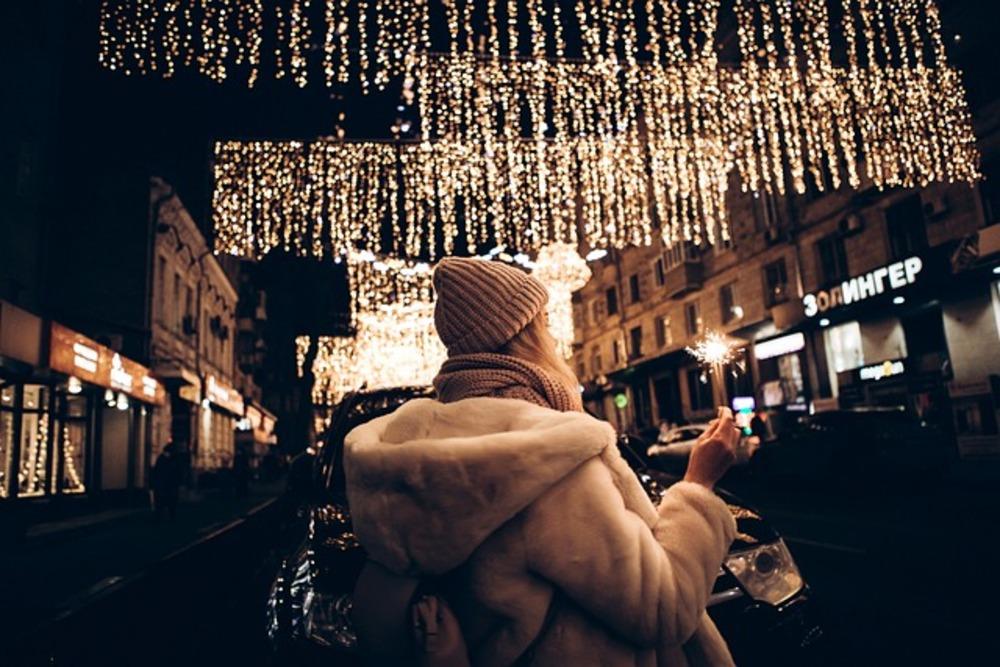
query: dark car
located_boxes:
[267,388,825,665]
[751,407,956,485]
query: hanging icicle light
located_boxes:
[532,243,591,359]
[212,137,675,261]
[296,251,445,408]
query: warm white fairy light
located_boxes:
[532,243,591,359]
[213,137,678,260]
[296,252,445,408]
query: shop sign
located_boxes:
[49,322,166,405]
[803,256,923,318]
[754,333,805,361]
[858,359,905,382]
[242,403,277,443]
[205,374,245,415]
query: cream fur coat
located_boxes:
[344,397,737,667]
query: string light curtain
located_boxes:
[213,137,676,260]
[531,243,591,359]
[296,251,445,408]
[413,1,980,198]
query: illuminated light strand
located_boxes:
[296,252,445,408]
[212,136,720,260]
[532,243,591,359]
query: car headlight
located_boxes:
[724,539,804,606]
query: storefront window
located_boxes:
[54,393,89,494]
[825,321,865,373]
[18,385,51,498]
[0,385,14,498]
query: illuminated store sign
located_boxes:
[754,333,806,361]
[49,323,165,405]
[803,256,922,318]
[858,360,905,382]
[205,374,245,415]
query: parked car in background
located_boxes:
[752,407,956,485]
[646,423,710,465]
[267,388,826,666]
[647,423,759,474]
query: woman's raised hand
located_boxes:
[683,407,739,489]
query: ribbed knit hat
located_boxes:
[433,257,549,356]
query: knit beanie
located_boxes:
[433,257,549,356]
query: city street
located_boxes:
[724,462,1000,664]
[5,1,1000,666]
[6,461,998,667]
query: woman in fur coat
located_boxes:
[345,257,740,666]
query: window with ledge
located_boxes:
[591,299,604,325]
[655,315,672,348]
[605,287,619,316]
[720,282,737,324]
[629,326,643,360]
[172,273,182,333]
[664,242,699,270]
[763,259,789,307]
[612,338,625,366]
[816,233,849,285]
[653,258,666,287]
[684,301,702,336]
[628,274,641,304]
[885,194,928,260]
[590,348,603,374]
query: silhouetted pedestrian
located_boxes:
[151,440,182,522]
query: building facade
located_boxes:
[150,178,246,473]
[573,104,1000,458]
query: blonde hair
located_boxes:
[501,313,582,409]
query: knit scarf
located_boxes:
[433,353,583,413]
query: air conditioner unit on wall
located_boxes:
[922,195,949,221]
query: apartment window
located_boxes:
[685,301,702,336]
[605,287,619,316]
[763,259,789,307]
[655,316,672,348]
[157,256,167,324]
[628,274,641,304]
[612,338,626,366]
[753,191,781,232]
[182,285,194,336]
[816,234,849,284]
[885,195,928,260]
[664,242,699,270]
[590,347,603,374]
[591,299,604,325]
[720,282,737,325]
[173,273,182,333]
[653,258,666,287]
[686,368,714,413]
[629,326,643,360]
